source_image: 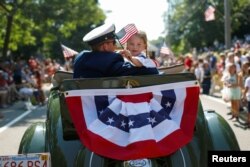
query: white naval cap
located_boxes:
[83,23,116,45]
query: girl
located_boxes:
[33,70,45,105]
[242,67,250,128]
[222,63,242,121]
[119,31,159,68]
[238,62,250,111]
[201,61,211,95]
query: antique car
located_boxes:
[17,69,240,167]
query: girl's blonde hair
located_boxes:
[226,62,236,70]
[225,63,237,75]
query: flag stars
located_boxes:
[128,120,134,127]
[120,120,127,128]
[107,117,114,124]
[165,101,171,108]
[99,110,104,114]
[147,117,157,125]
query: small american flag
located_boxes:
[61,44,79,58]
[160,43,176,62]
[116,24,139,45]
[160,43,170,55]
[204,5,215,21]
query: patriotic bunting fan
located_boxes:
[65,80,200,160]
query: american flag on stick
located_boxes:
[160,43,171,55]
[116,24,139,45]
[160,43,176,62]
[204,5,215,22]
[61,44,79,58]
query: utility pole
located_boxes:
[224,0,231,49]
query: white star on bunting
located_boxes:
[147,117,157,125]
[166,102,171,108]
[128,120,134,127]
[121,120,126,128]
[107,117,114,124]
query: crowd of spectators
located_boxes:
[173,38,250,126]
[0,56,67,119]
[167,39,250,96]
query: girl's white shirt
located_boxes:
[133,53,156,68]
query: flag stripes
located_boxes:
[61,44,79,58]
[160,43,171,55]
[116,24,139,45]
[160,43,176,61]
[205,5,215,21]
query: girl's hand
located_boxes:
[119,50,132,60]
[242,96,247,102]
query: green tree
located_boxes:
[0,0,105,60]
[231,0,250,39]
[165,0,250,54]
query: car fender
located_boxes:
[18,122,46,154]
[204,110,240,150]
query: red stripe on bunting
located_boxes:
[117,92,153,103]
[180,87,200,135]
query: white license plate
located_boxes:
[123,158,152,167]
[0,153,51,167]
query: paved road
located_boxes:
[0,101,47,155]
[0,84,51,155]
[200,94,250,150]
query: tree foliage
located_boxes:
[165,0,250,54]
[0,0,105,60]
